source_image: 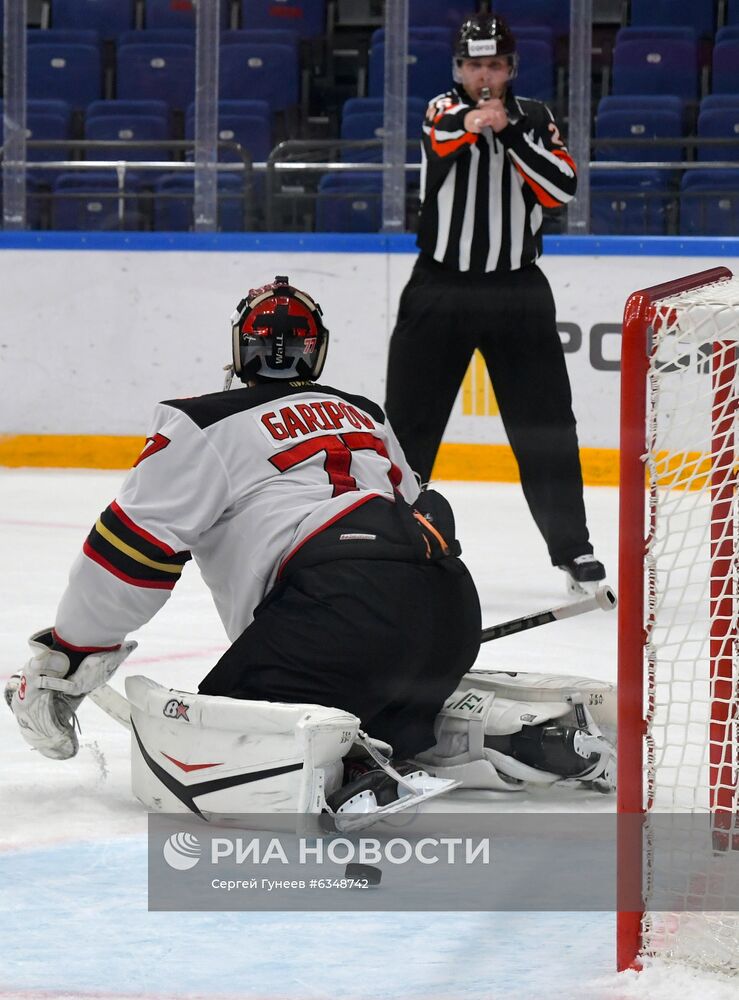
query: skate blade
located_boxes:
[334,776,460,833]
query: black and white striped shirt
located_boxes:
[417,87,577,273]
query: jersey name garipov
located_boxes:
[260,399,376,442]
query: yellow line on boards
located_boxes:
[432,443,620,487]
[0,435,144,470]
[0,435,621,487]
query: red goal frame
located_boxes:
[617,265,735,972]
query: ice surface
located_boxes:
[0,471,733,999]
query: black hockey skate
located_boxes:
[327,758,420,812]
[324,743,459,832]
[558,554,606,597]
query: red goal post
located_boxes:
[617,266,739,974]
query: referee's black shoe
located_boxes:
[558,554,606,597]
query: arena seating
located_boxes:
[680,169,739,234]
[49,0,135,37]
[27,42,103,109]
[116,41,195,111]
[4,1,734,233]
[50,170,143,230]
[628,0,716,40]
[314,171,381,232]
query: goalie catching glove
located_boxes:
[414,670,616,793]
[5,629,137,760]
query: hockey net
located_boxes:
[618,266,739,975]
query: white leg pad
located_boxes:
[416,676,617,792]
[415,688,567,791]
[457,669,617,743]
[125,675,360,820]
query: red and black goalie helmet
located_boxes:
[231,275,329,382]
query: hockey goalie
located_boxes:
[5,277,615,831]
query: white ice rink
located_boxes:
[1,471,736,1000]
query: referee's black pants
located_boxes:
[385,254,592,567]
[199,558,481,759]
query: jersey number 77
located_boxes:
[269,431,402,497]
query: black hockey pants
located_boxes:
[199,499,481,758]
[385,254,592,567]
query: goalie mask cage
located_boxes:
[618,265,739,974]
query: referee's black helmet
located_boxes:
[454,12,518,66]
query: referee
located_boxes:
[385,11,606,595]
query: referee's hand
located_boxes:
[464,99,508,134]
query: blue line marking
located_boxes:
[0,231,737,256]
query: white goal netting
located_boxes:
[640,276,739,973]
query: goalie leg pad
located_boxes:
[6,630,136,760]
[125,675,361,821]
[416,679,617,793]
[455,669,616,744]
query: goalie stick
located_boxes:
[87,586,617,728]
[88,685,131,729]
[480,584,617,643]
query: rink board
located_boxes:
[1,233,738,483]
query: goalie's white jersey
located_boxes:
[55,381,419,650]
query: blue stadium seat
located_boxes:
[221,28,300,56]
[342,96,429,122]
[615,27,697,44]
[27,28,102,47]
[28,43,103,108]
[118,28,195,46]
[145,0,230,29]
[0,97,72,124]
[515,38,555,102]
[340,112,422,167]
[729,0,739,25]
[51,171,142,230]
[240,0,326,38]
[595,108,683,164]
[187,98,271,122]
[590,170,671,235]
[219,43,298,112]
[151,173,247,231]
[185,102,271,166]
[712,42,739,95]
[715,26,739,44]
[696,108,739,163]
[700,94,739,111]
[628,0,715,39]
[611,38,698,101]
[371,26,454,47]
[495,0,570,38]
[597,95,684,117]
[116,43,195,112]
[86,98,170,119]
[50,0,135,37]
[315,172,382,232]
[368,39,452,100]
[680,170,739,234]
[408,0,467,29]
[509,25,555,45]
[0,99,73,184]
[85,112,171,164]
